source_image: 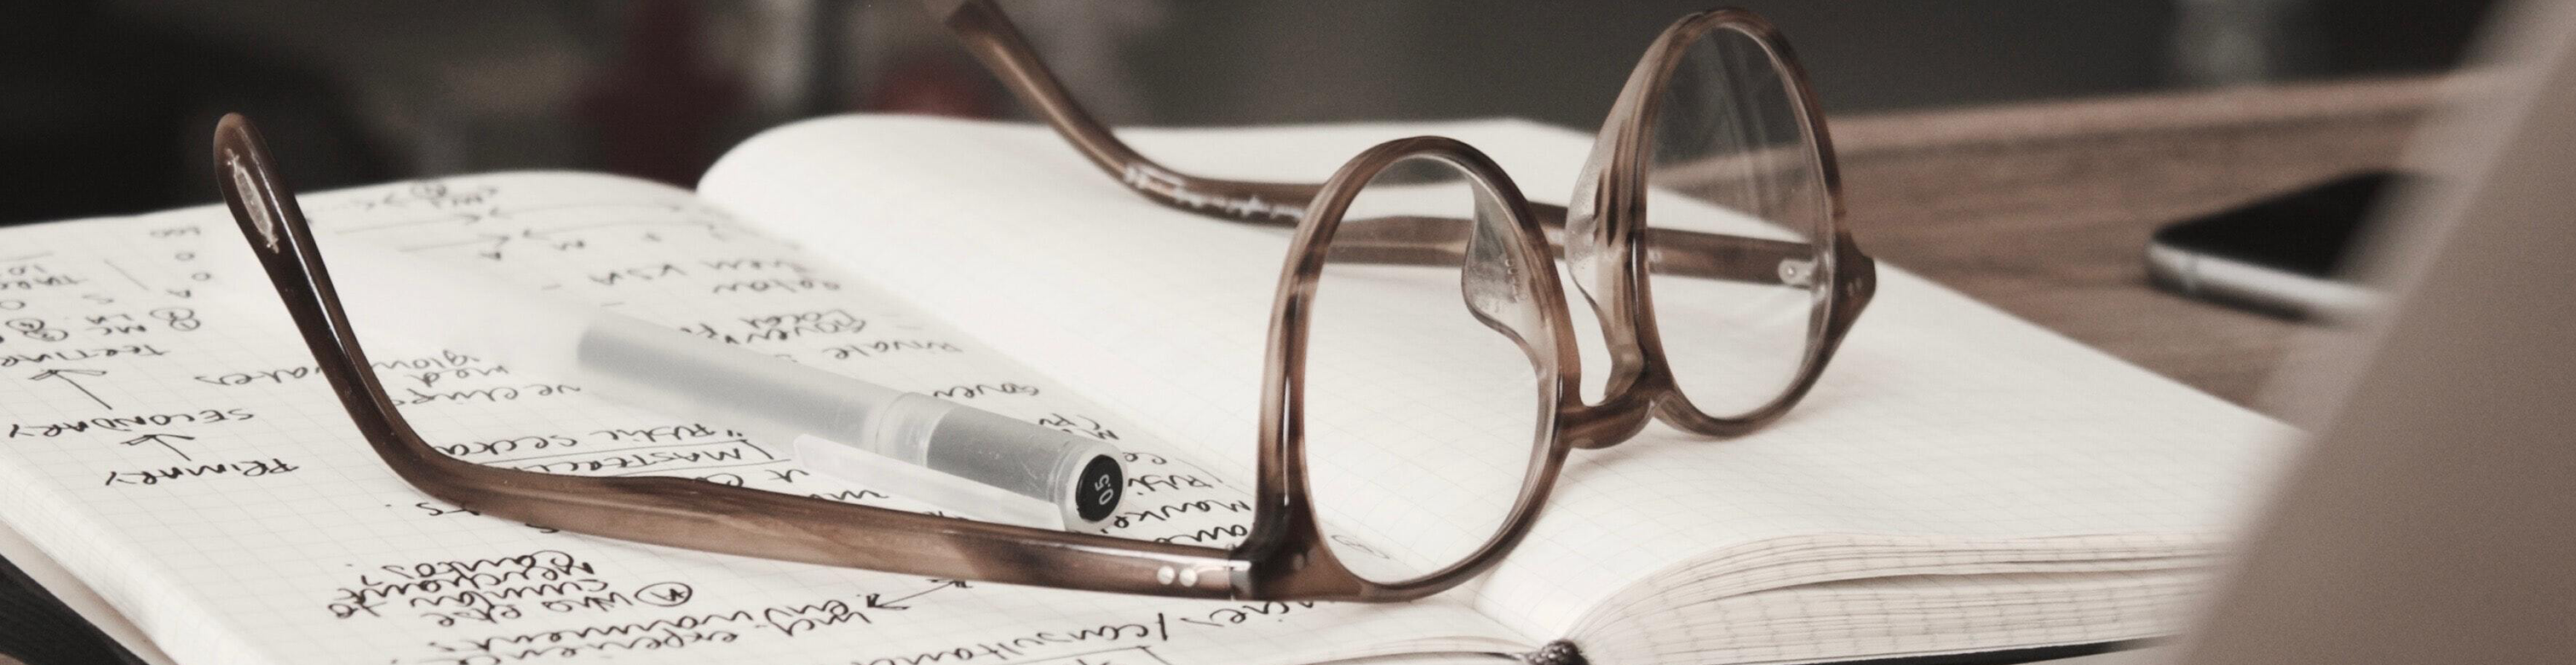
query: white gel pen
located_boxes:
[228,239,1125,531]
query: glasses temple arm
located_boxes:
[933,0,1323,223]
[1637,227,1817,286]
[1336,207,1809,286]
[926,0,1843,289]
[210,113,1245,599]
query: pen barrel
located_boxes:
[574,316,1123,527]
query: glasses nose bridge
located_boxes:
[1558,388,1656,450]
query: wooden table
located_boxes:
[1829,76,2440,413]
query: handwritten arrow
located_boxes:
[862,579,970,611]
[399,232,512,254]
[340,211,480,234]
[118,433,196,461]
[523,219,707,238]
[508,200,691,217]
[28,369,111,410]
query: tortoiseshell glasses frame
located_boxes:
[208,3,1872,605]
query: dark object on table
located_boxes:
[0,553,144,665]
[2147,171,2396,317]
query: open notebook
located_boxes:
[0,117,2289,665]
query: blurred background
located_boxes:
[0,0,2498,226]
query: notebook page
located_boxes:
[0,173,1525,665]
[702,117,2294,642]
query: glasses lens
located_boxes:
[1302,154,1555,584]
[1641,21,1833,419]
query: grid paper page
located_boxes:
[701,116,2296,658]
[0,173,1528,665]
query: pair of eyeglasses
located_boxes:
[210,1,1872,604]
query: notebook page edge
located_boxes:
[0,518,179,664]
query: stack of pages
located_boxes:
[0,116,2288,665]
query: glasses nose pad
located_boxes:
[1561,146,1615,309]
[1460,192,1551,365]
